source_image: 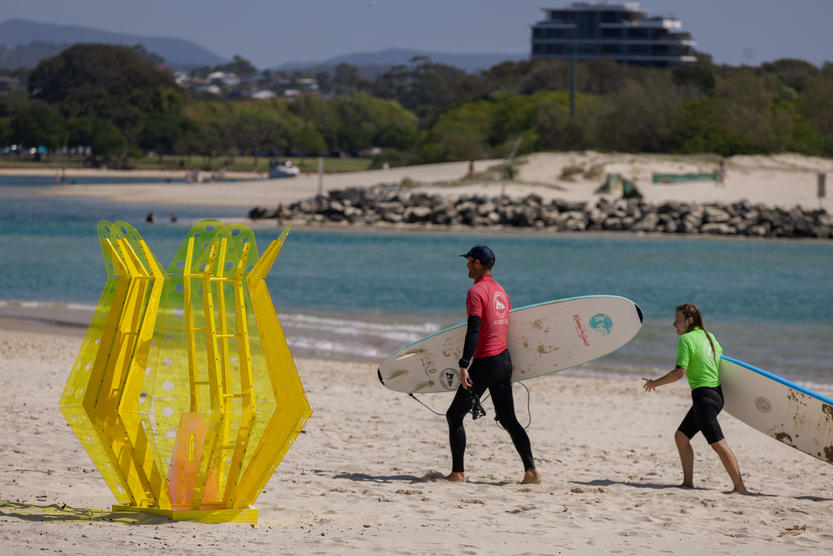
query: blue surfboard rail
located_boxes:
[379,295,641,365]
[721,355,833,406]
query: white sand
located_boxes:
[2,324,833,555]
[425,152,833,211]
[24,153,833,212]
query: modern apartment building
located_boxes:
[530,3,697,68]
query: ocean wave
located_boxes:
[277,312,447,361]
[287,335,387,360]
[277,312,441,336]
[0,299,97,312]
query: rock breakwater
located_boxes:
[250,184,832,239]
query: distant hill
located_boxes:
[0,41,68,70]
[274,47,529,75]
[0,19,226,68]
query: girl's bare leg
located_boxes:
[711,439,748,494]
[675,430,695,488]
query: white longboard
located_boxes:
[378,295,643,394]
[720,356,833,465]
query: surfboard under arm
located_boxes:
[378,295,643,394]
[720,356,833,465]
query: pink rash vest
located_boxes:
[466,275,511,359]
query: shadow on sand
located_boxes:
[570,479,782,498]
[333,471,512,487]
[0,500,170,525]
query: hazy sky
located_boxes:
[3,0,832,69]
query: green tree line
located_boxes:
[372,56,833,162]
[1,44,832,169]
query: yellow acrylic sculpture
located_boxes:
[58,219,312,524]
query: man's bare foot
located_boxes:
[679,482,694,489]
[521,469,541,484]
[445,472,465,482]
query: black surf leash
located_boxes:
[482,381,532,431]
[407,393,445,416]
[407,382,533,430]
[466,386,487,420]
[406,388,484,418]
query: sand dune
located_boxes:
[2,324,832,555]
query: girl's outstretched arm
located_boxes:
[643,366,686,392]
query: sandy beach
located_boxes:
[2,321,833,555]
[16,152,833,213]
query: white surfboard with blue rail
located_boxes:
[378,295,643,394]
[720,356,833,465]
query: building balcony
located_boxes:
[532,37,695,45]
[532,52,697,63]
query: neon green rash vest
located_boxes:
[675,327,722,390]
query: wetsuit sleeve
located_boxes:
[675,336,691,369]
[458,315,481,369]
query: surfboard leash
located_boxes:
[406,391,485,419]
[485,381,533,431]
[407,382,533,430]
[407,393,446,416]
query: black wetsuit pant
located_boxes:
[677,385,725,445]
[446,349,535,473]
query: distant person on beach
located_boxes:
[468,160,476,181]
[716,161,726,187]
[276,203,285,227]
[61,168,67,187]
[146,211,156,223]
[169,211,177,223]
[642,304,748,495]
[55,171,60,186]
[445,245,541,485]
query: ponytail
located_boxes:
[675,303,718,364]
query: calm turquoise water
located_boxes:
[2,190,832,382]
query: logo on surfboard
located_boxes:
[755,396,772,413]
[440,369,460,390]
[588,313,613,336]
[573,314,590,347]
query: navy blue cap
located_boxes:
[460,245,495,266]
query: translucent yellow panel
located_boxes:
[58,220,312,523]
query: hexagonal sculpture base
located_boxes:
[112,504,257,524]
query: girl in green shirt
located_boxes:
[642,304,748,495]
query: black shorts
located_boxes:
[677,385,725,445]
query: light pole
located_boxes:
[571,45,577,120]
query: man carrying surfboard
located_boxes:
[642,304,748,495]
[445,245,541,485]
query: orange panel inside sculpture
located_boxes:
[59,220,312,515]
